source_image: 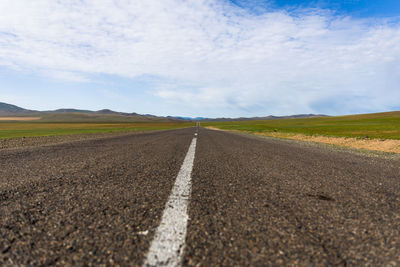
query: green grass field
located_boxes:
[0,121,194,139]
[202,111,400,140]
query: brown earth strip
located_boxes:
[259,132,400,154]
[0,117,41,121]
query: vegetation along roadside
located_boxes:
[203,111,400,154]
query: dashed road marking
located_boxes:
[143,135,197,267]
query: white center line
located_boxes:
[143,135,197,267]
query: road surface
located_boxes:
[0,127,399,266]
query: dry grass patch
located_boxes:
[205,126,225,131]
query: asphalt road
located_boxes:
[1,127,399,266]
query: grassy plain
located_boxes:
[203,111,400,140]
[0,122,194,139]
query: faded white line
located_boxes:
[143,135,197,267]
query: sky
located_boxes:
[0,0,399,117]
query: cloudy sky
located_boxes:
[0,0,399,117]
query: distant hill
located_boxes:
[0,102,179,122]
[202,114,328,121]
[169,114,328,121]
[45,108,93,113]
[42,108,139,116]
[167,116,206,121]
[0,102,37,115]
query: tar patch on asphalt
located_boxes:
[306,193,335,202]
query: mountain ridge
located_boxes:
[0,102,328,121]
[0,102,178,122]
[167,114,328,121]
[0,102,36,115]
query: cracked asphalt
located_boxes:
[1,127,399,266]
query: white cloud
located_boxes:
[0,0,399,116]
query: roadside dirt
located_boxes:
[205,127,400,154]
[0,117,41,121]
[259,132,400,154]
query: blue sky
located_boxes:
[233,0,400,17]
[279,0,400,17]
[0,0,399,117]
